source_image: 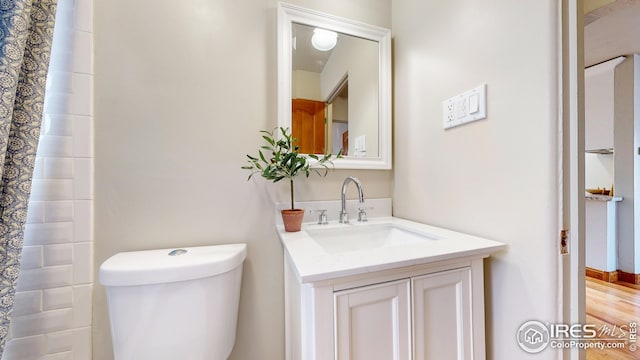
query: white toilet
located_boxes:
[99,243,247,360]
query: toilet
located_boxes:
[99,243,247,360]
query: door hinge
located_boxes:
[560,229,568,255]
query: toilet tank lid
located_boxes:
[99,243,247,287]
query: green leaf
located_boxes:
[293,162,306,175]
[259,150,267,163]
[242,127,340,204]
[262,135,275,146]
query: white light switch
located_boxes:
[354,135,366,157]
[469,93,479,114]
[442,84,487,129]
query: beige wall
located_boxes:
[613,56,635,273]
[584,0,616,14]
[583,3,640,67]
[322,36,379,157]
[93,0,391,359]
[635,54,640,273]
[95,0,566,359]
[392,1,560,359]
[292,70,321,100]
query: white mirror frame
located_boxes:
[277,2,392,170]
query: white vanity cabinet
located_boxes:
[278,215,505,360]
[284,257,486,360]
[334,279,411,359]
[412,267,473,359]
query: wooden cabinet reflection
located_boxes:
[292,98,326,154]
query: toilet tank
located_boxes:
[99,244,247,360]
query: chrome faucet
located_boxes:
[340,176,365,223]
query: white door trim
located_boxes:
[560,1,586,359]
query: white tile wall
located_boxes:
[19,247,44,270]
[41,353,72,360]
[43,245,73,267]
[43,287,73,311]
[12,309,73,338]
[3,0,93,359]
[12,292,42,317]
[2,336,44,360]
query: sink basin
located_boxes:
[306,224,442,254]
[278,215,507,283]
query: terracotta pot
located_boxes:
[281,209,305,232]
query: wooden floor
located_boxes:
[586,277,640,359]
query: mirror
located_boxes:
[277,3,392,169]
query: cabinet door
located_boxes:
[334,279,411,360]
[584,59,619,151]
[412,267,472,360]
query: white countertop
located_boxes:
[278,216,507,283]
[585,194,622,202]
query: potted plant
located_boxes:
[242,127,340,232]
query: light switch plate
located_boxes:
[443,84,487,129]
[354,135,366,157]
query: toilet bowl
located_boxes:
[99,243,247,360]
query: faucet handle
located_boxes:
[340,210,349,224]
[357,206,374,222]
[311,209,328,225]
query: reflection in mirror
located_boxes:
[330,82,348,155]
[278,3,392,169]
[291,23,379,158]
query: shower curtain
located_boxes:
[0,0,57,355]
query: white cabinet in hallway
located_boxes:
[584,56,624,152]
[585,195,623,274]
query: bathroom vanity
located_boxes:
[277,202,505,360]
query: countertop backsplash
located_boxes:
[275,198,392,226]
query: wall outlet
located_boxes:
[445,102,455,122]
[442,84,487,130]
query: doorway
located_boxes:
[577,1,640,359]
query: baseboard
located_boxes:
[617,270,640,285]
[585,267,618,282]
[586,268,640,285]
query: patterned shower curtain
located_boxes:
[0,0,57,355]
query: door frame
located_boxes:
[560,0,585,359]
